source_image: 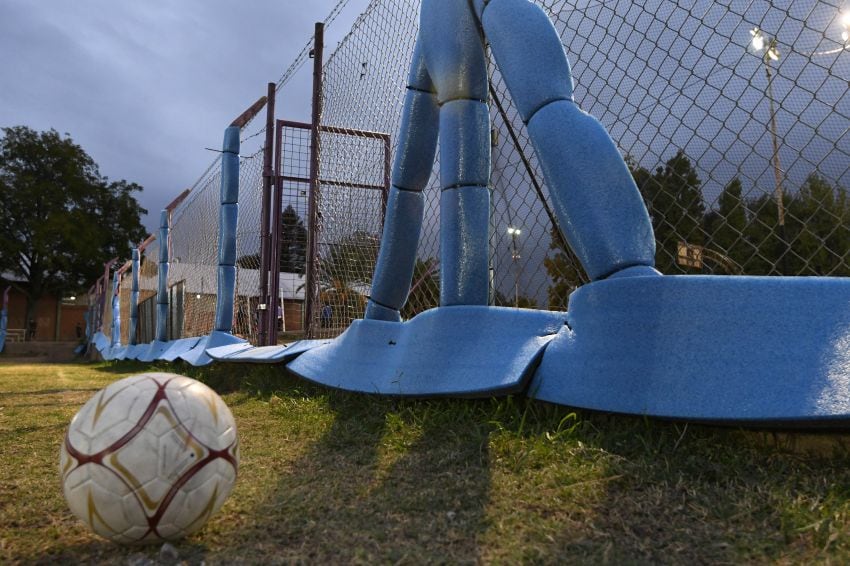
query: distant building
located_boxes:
[133,263,306,342]
[0,276,88,342]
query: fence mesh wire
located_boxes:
[137,239,159,343]
[118,267,131,345]
[100,0,850,345]
[311,0,850,322]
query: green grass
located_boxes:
[3,360,850,564]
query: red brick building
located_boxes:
[1,284,88,342]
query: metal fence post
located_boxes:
[259,82,276,346]
[268,120,284,345]
[305,21,325,339]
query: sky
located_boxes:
[0,0,369,234]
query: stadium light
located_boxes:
[750,28,780,61]
[749,27,789,272]
[842,11,850,41]
[750,27,765,52]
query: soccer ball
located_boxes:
[59,373,239,544]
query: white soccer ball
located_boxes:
[59,373,239,544]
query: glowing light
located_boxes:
[750,28,765,52]
[767,45,780,61]
[507,226,521,236]
[842,10,850,30]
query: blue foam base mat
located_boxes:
[160,337,203,362]
[207,339,330,363]
[178,331,248,367]
[287,306,567,396]
[531,275,850,424]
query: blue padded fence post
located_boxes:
[129,249,140,345]
[420,0,492,305]
[365,36,440,321]
[214,126,240,333]
[479,0,656,280]
[110,271,121,348]
[156,210,170,342]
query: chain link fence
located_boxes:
[96,0,850,345]
[312,0,850,325]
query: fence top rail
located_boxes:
[116,260,132,276]
[277,119,390,141]
[138,234,157,252]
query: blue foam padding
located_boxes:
[159,337,202,362]
[202,342,254,360]
[156,303,168,342]
[531,275,850,423]
[365,299,403,322]
[93,331,109,353]
[471,0,487,19]
[122,343,148,360]
[218,203,239,266]
[131,249,140,291]
[222,125,240,157]
[130,245,140,347]
[111,346,129,361]
[158,211,169,262]
[393,89,440,191]
[527,100,655,280]
[207,339,330,363]
[110,272,121,347]
[220,153,239,205]
[420,0,488,103]
[440,187,490,306]
[157,269,168,302]
[288,306,567,396]
[178,331,247,367]
[439,99,490,188]
[215,266,237,332]
[407,34,435,92]
[483,0,573,123]
[369,188,425,312]
[135,340,170,363]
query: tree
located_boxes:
[492,288,539,309]
[542,227,586,310]
[785,174,850,276]
[702,177,754,273]
[236,205,307,273]
[633,150,706,273]
[280,205,307,273]
[315,231,380,324]
[0,126,146,325]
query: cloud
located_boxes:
[0,0,366,234]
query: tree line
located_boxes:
[0,126,146,325]
[545,149,850,308]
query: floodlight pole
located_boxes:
[762,45,790,274]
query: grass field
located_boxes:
[3,361,850,564]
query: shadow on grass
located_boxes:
[67,360,850,562]
[515,406,850,563]
[219,389,493,563]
